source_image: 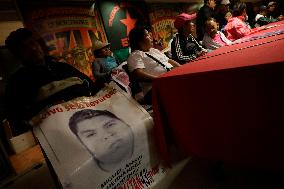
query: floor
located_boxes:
[2,154,284,189]
[1,163,56,189]
[0,144,57,189]
[169,158,284,189]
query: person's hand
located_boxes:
[111,69,123,76]
[197,50,207,57]
[259,26,267,30]
[262,24,279,30]
[111,69,119,75]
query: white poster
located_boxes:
[31,83,177,189]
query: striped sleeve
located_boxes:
[173,34,197,62]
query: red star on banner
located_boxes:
[120,10,137,35]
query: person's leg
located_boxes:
[143,89,152,105]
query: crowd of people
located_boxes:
[127,1,282,103]
[3,0,283,132]
[1,1,282,185]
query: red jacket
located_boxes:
[224,16,260,41]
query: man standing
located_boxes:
[196,0,216,41]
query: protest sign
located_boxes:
[31,83,185,189]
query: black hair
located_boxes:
[69,109,118,136]
[177,20,192,35]
[92,48,103,57]
[259,5,267,12]
[128,26,148,52]
[232,2,247,17]
[69,109,134,172]
[204,0,210,4]
[5,28,33,54]
[205,17,217,27]
[204,17,218,34]
[214,4,229,23]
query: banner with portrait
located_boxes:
[20,5,108,80]
[31,83,187,189]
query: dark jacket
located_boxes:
[256,16,278,27]
[171,33,204,64]
[5,56,102,124]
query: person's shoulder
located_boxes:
[92,58,105,65]
[202,5,212,12]
[46,56,64,65]
[149,48,163,54]
[6,66,26,83]
[256,14,264,18]
[233,17,244,24]
[203,33,212,40]
[218,31,227,38]
[172,33,179,39]
[203,5,210,10]
[226,17,237,26]
[128,50,144,60]
[5,66,34,92]
[199,5,206,11]
[175,33,184,41]
[47,57,75,70]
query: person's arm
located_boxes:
[4,72,42,125]
[127,50,159,82]
[168,59,181,67]
[196,50,208,57]
[220,32,232,45]
[250,25,266,34]
[132,68,157,82]
[59,62,103,94]
[234,19,252,38]
[257,16,271,26]
[190,34,208,55]
[172,35,197,63]
[91,60,111,83]
[150,48,181,68]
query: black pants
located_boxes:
[143,89,152,105]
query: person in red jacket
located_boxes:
[224,2,265,41]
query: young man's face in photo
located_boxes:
[76,115,134,164]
